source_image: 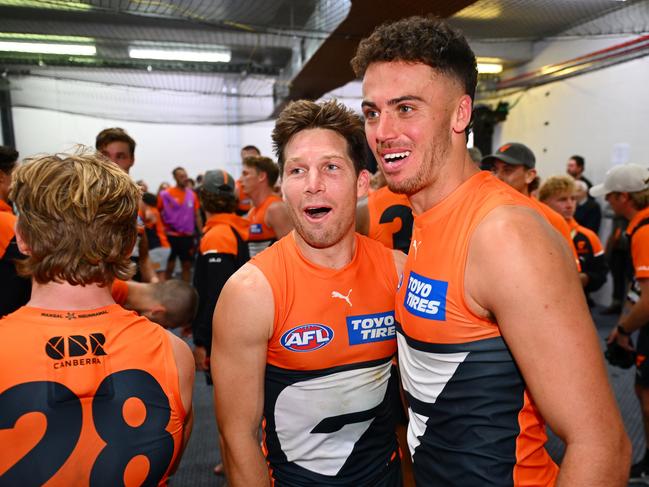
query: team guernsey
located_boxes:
[367,186,413,253]
[247,194,282,257]
[251,234,401,486]
[396,171,559,486]
[0,304,186,486]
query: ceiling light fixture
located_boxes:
[477,62,503,74]
[0,41,96,56]
[129,47,231,63]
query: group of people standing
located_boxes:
[0,14,642,487]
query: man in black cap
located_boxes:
[483,142,579,267]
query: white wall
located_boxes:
[493,41,649,187]
[12,107,275,191]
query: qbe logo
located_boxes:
[346,311,396,345]
[281,324,334,352]
[250,223,263,235]
[404,272,448,321]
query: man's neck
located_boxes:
[408,149,479,214]
[28,280,115,310]
[175,184,186,191]
[250,185,273,207]
[293,230,357,270]
[121,281,157,314]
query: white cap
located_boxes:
[590,164,649,197]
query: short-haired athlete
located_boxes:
[0,150,194,485]
[212,99,406,486]
[354,15,629,486]
[240,155,293,256]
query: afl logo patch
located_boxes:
[281,324,334,352]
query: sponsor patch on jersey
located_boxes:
[250,223,263,234]
[404,271,447,321]
[281,324,334,352]
[346,311,396,345]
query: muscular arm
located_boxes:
[266,201,293,239]
[167,332,195,473]
[466,206,630,487]
[211,264,273,487]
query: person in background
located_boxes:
[0,145,30,316]
[567,154,593,189]
[236,145,260,216]
[158,166,201,282]
[142,192,172,281]
[574,179,602,234]
[95,127,157,282]
[239,156,292,256]
[539,175,607,306]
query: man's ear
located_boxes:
[14,222,31,255]
[144,304,169,327]
[452,94,473,135]
[357,169,370,199]
[525,168,538,185]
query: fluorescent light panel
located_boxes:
[129,47,231,63]
[0,41,96,55]
[477,62,503,74]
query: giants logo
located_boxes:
[46,333,107,360]
[250,223,263,235]
[281,324,334,352]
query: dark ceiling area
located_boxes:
[0,0,646,124]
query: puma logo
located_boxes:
[412,239,421,259]
[331,289,352,307]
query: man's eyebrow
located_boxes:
[361,95,425,109]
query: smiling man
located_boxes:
[353,15,629,486]
[211,99,405,486]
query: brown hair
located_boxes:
[272,99,367,175]
[199,187,237,214]
[0,145,18,175]
[539,175,575,202]
[243,156,280,187]
[95,127,136,156]
[351,15,478,103]
[153,279,199,327]
[10,149,140,285]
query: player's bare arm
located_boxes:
[211,263,274,487]
[265,201,293,239]
[466,205,630,487]
[167,332,195,472]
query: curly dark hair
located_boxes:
[351,15,477,102]
[272,99,367,175]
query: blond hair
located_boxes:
[539,175,576,203]
[10,149,140,285]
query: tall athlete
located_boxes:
[593,164,649,481]
[0,151,194,485]
[212,99,405,486]
[354,16,628,486]
[240,155,292,256]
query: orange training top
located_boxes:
[145,206,170,249]
[251,233,401,485]
[395,171,559,486]
[0,200,15,260]
[0,304,186,486]
[247,194,282,256]
[367,186,413,253]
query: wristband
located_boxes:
[617,325,631,336]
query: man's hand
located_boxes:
[609,326,635,352]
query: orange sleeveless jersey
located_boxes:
[0,304,186,486]
[367,186,413,253]
[251,234,401,485]
[247,194,282,257]
[395,172,559,486]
